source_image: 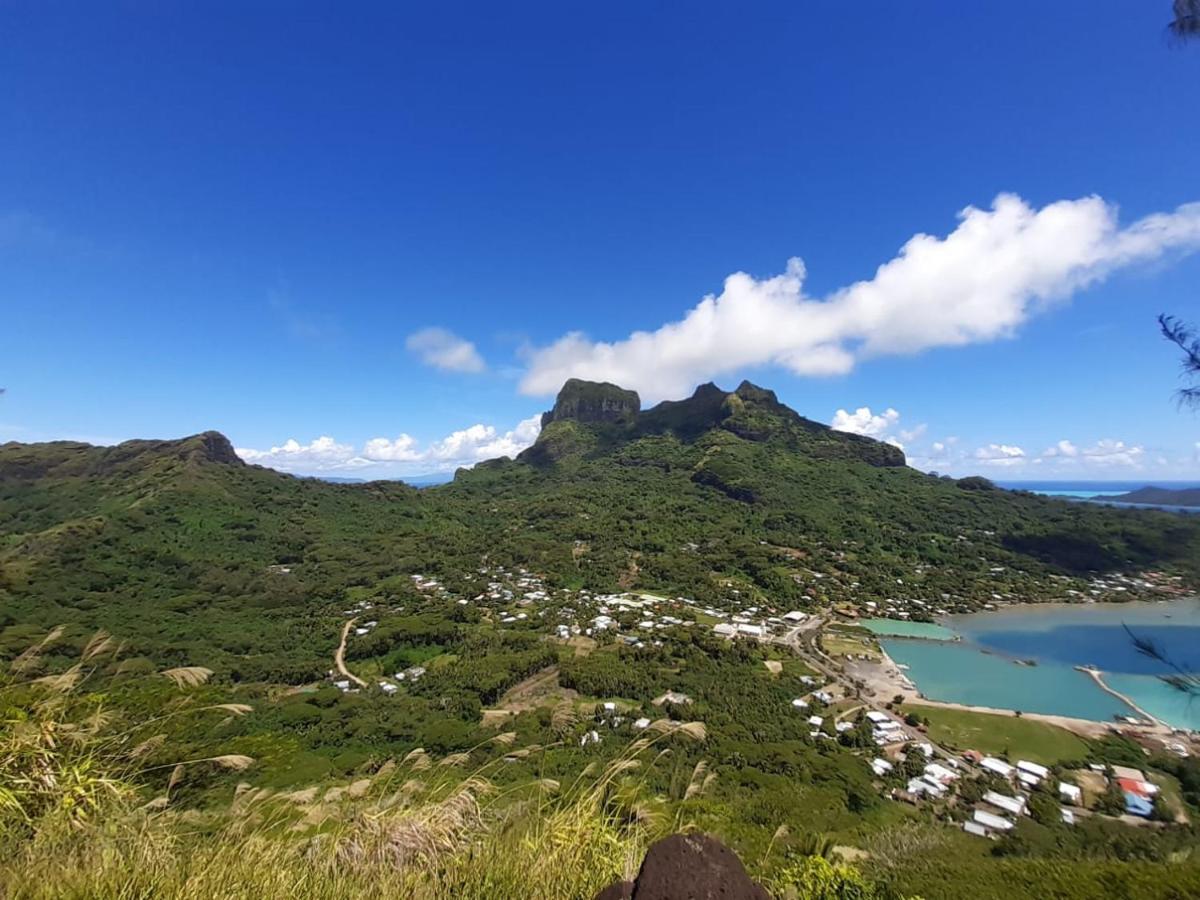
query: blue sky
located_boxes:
[4,2,1200,479]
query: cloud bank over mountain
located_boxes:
[235,415,541,476]
[518,194,1200,404]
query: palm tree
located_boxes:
[1159,314,1200,408]
[1171,0,1200,42]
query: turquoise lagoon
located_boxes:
[877,598,1200,729]
[859,618,957,641]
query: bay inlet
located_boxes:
[873,598,1200,730]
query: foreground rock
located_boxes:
[595,833,771,899]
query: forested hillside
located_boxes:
[3,380,1200,898]
[3,380,1196,679]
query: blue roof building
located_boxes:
[1123,792,1154,818]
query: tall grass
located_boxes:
[0,629,715,899]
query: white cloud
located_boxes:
[236,415,543,476]
[406,327,486,373]
[1042,439,1079,458]
[362,434,422,461]
[1077,438,1144,468]
[831,406,900,438]
[519,194,1200,403]
[417,415,543,465]
[1032,438,1144,468]
[235,436,370,472]
[830,406,924,451]
[935,437,1147,474]
[974,444,1027,467]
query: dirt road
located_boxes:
[335,618,367,687]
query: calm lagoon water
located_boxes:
[859,618,957,641]
[882,640,1132,721]
[879,599,1200,729]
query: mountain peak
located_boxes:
[520,378,906,470]
[183,431,243,466]
[93,431,245,473]
[733,380,778,404]
[541,378,641,427]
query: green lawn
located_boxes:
[906,703,1089,766]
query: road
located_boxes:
[334,618,367,687]
[773,614,963,766]
[772,615,840,682]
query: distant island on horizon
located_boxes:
[309,473,453,487]
[1098,486,1200,508]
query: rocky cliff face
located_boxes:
[540,378,641,427]
[521,378,906,470]
[98,431,245,471]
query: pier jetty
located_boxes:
[1076,665,1165,728]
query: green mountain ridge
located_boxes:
[2,378,1197,681]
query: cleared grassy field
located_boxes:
[821,627,882,661]
[906,703,1089,766]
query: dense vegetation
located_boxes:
[3,379,1200,897]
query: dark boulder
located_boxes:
[595,834,770,900]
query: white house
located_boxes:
[1017,760,1049,781]
[1058,783,1083,805]
[1016,770,1041,789]
[980,757,1015,778]
[924,763,958,785]
[908,777,945,797]
[972,810,1014,832]
[983,791,1026,816]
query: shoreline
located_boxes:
[851,644,1168,741]
[838,594,1200,737]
